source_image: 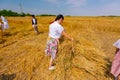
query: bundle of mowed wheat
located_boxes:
[0,16,120,80]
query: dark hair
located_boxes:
[55,14,64,21]
[32,15,35,18]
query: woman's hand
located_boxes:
[62,31,73,41]
[71,38,74,41]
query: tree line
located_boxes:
[0,9,31,17]
[0,9,57,17]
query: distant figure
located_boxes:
[31,15,39,34]
[0,18,3,29]
[45,14,73,70]
[0,19,4,37]
[111,39,120,80]
[0,16,9,31]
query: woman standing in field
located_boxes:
[111,39,120,80]
[31,15,39,34]
[45,14,73,70]
[0,16,9,31]
[0,19,3,37]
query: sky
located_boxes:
[0,0,120,16]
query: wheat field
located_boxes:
[0,16,120,80]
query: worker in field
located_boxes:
[0,18,3,29]
[0,18,4,37]
[111,39,120,80]
[31,15,39,34]
[45,14,73,70]
[0,16,9,31]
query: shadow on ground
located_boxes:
[0,74,16,80]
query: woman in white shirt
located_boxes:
[0,16,9,31]
[45,14,73,70]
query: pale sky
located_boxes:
[0,0,120,16]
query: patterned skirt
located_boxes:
[111,50,120,77]
[45,37,58,59]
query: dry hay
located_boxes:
[1,16,120,80]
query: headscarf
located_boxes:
[1,16,7,23]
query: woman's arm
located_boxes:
[62,30,73,41]
[115,48,119,54]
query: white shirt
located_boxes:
[1,16,7,23]
[1,16,9,29]
[113,39,120,49]
[32,19,36,24]
[49,21,64,39]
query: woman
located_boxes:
[31,15,39,34]
[111,39,120,80]
[45,14,73,70]
[0,20,4,37]
[0,16,9,31]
